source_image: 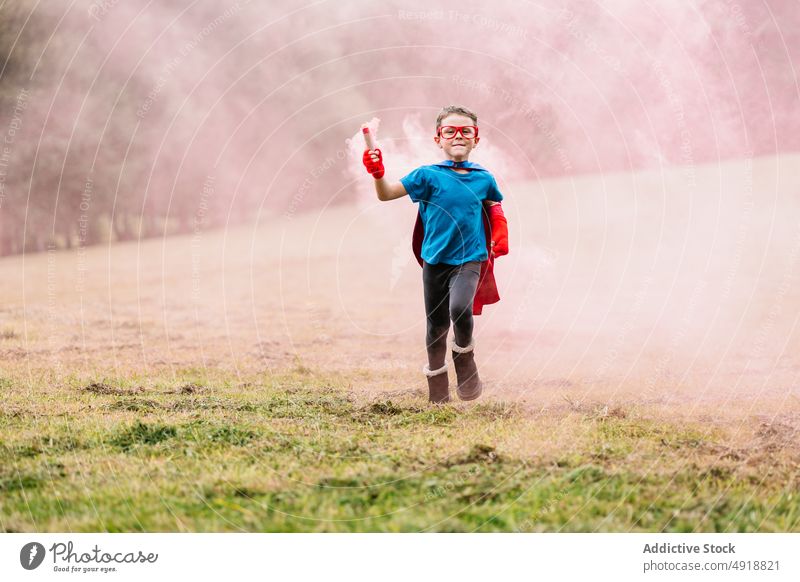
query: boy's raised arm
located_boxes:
[374,175,408,201]
[363,149,408,201]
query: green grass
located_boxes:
[0,368,798,532]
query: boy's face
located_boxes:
[434,113,480,162]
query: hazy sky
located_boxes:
[1,0,796,225]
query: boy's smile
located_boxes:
[434,113,480,163]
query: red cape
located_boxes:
[412,201,501,315]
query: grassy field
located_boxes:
[1,363,798,532]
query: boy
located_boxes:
[362,105,508,403]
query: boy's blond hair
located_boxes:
[435,105,478,131]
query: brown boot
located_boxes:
[423,363,450,403]
[451,339,483,401]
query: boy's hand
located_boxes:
[362,148,385,179]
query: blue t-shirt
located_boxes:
[400,160,504,265]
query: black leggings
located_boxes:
[422,260,481,369]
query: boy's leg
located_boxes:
[448,261,483,401]
[448,261,481,348]
[422,261,452,370]
[422,261,453,403]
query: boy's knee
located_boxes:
[450,302,472,323]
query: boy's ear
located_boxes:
[433,135,441,147]
[474,136,480,146]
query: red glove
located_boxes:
[488,203,509,257]
[362,148,385,179]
